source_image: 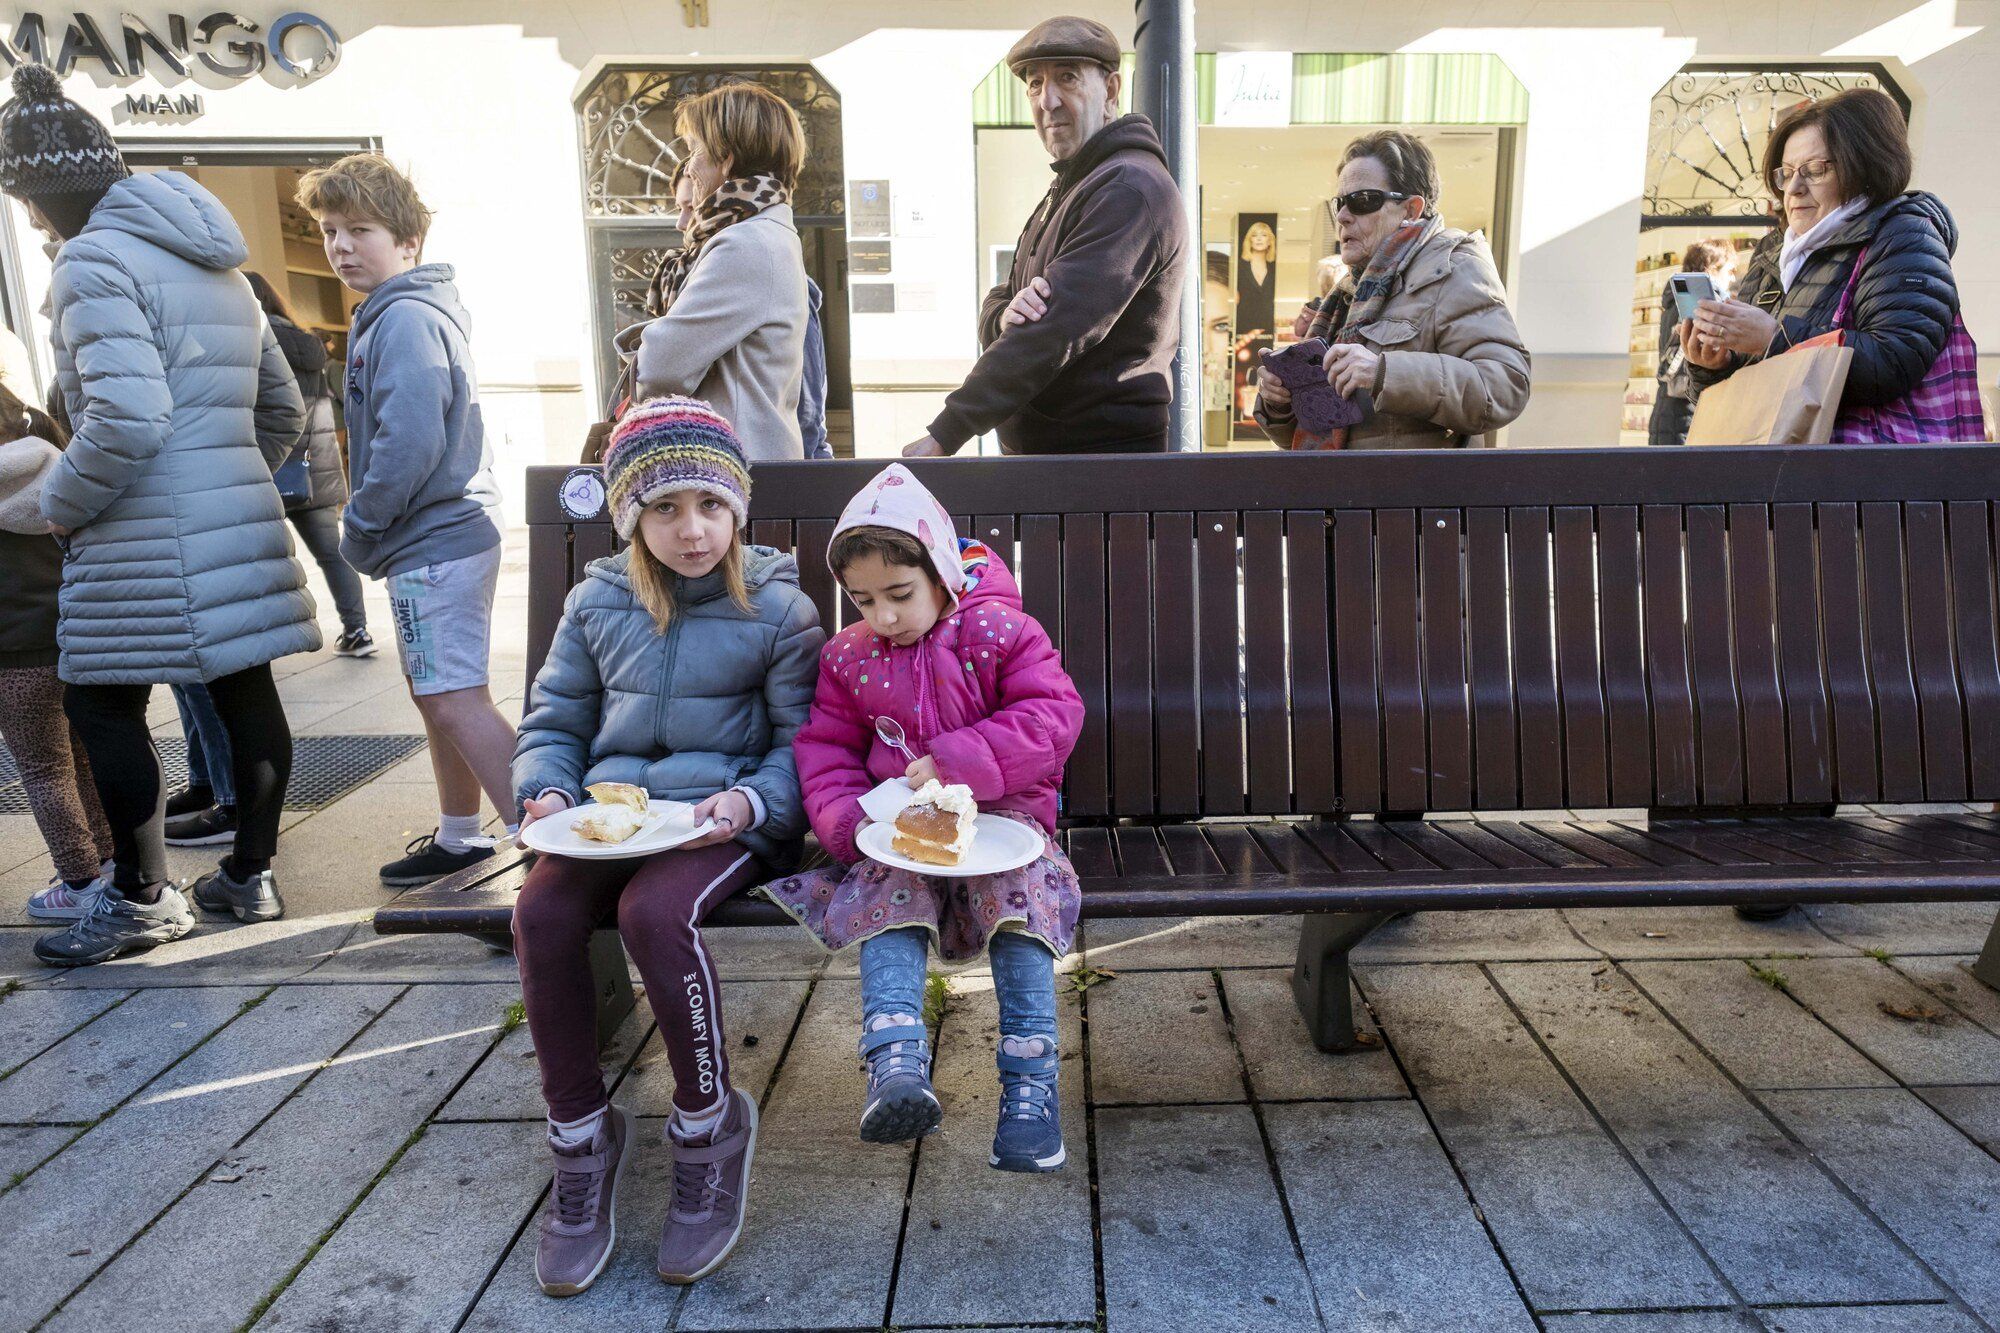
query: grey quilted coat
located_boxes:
[39,171,319,685]
[512,545,825,868]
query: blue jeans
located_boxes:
[173,683,235,807]
[859,927,1057,1045]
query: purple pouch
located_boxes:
[1261,338,1364,438]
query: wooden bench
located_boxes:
[377,447,2000,1049]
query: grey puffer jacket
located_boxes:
[513,544,825,868]
[41,171,318,685]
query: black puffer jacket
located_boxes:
[271,314,346,512]
[1693,191,1960,409]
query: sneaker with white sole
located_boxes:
[657,1090,758,1284]
[334,628,378,659]
[164,804,237,847]
[27,875,106,923]
[33,884,193,967]
[190,863,285,923]
[535,1105,630,1297]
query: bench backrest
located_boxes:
[524,447,2000,820]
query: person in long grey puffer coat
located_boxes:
[0,62,314,965]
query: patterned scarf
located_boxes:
[645,172,792,319]
[1297,214,1440,448]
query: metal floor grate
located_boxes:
[0,734,426,814]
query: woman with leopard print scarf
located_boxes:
[620,83,810,461]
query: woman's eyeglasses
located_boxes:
[1336,189,1415,217]
[1769,159,1835,195]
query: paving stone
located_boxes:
[892,980,1093,1327]
[1891,956,2000,1036]
[310,926,523,982]
[1086,913,1301,969]
[0,985,395,1330]
[441,992,651,1123]
[675,979,912,1330]
[0,1124,75,1182]
[1088,969,1241,1104]
[703,922,831,980]
[1097,1104,1316,1331]
[45,912,358,987]
[1492,961,1935,1305]
[0,985,127,1076]
[1355,909,1599,963]
[621,978,809,1116]
[1224,968,1407,1101]
[1758,1305,1984,1332]
[0,928,44,981]
[1543,1314,1757,1332]
[256,1120,547,1331]
[1623,960,1893,1090]
[1562,905,1854,958]
[48,983,512,1332]
[1805,902,1999,956]
[1358,963,1727,1310]
[460,1115,689,1331]
[1912,1085,2000,1156]
[0,985,261,1124]
[1775,958,2000,1086]
[1266,1100,1533,1331]
[1767,1089,2000,1326]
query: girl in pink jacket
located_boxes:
[764,464,1084,1173]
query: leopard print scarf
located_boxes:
[645,173,793,319]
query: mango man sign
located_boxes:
[0,11,338,80]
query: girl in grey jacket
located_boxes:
[508,397,822,1296]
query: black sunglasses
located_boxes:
[1336,189,1415,216]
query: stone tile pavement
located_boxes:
[2,534,1999,1330]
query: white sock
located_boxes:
[670,1096,728,1141]
[436,813,483,854]
[548,1107,605,1151]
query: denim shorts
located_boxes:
[386,544,501,696]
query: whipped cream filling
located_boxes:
[903,780,980,855]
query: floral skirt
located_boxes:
[758,810,1081,964]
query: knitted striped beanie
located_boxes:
[0,64,129,200]
[603,396,752,540]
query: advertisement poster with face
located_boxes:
[1233,213,1278,437]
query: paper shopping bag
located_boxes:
[1685,336,1853,446]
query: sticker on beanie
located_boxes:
[558,467,606,522]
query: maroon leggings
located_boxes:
[513,843,765,1122]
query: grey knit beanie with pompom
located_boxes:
[0,63,129,199]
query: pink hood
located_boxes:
[794,473,1084,864]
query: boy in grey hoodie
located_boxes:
[299,154,518,887]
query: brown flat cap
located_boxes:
[1007,16,1121,76]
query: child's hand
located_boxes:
[685,789,755,848]
[517,792,571,848]
[904,755,940,788]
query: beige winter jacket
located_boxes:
[1256,226,1530,449]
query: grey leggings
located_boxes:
[288,504,367,633]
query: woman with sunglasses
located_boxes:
[1680,89,1971,440]
[1254,130,1529,449]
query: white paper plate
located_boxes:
[521,800,717,860]
[857,813,1046,878]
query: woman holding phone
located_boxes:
[1679,88,1971,439]
[1648,240,1733,446]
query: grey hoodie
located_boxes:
[341,263,501,578]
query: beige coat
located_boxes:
[1257,226,1530,449]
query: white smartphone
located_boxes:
[1669,272,1718,321]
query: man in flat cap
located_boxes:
[905,16,1188,456]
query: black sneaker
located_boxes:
[335,628,379,659]
[191,862,285,923]
[380,832,495,887]
[164,783,216,820]
[165,804,238,847]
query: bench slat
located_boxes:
[1245,510,1292,814]
[1286,512,1336,814]
[1597,506,1651,807]
[1113,826,1172,876]
[1377,820,1493,871]
[1948,503,2000,794]
[1421,509,1473,811]
[1687,505,1745,804]
[1063,514,1111,819]
[1466,508,1517,808]
[1905,502,1969,799]
[1862,502,1926,800]
[1508,507,1564,808]
[1160,823,1225,876]
[1555,507,1610,808]
[1729,505,1791,805]
[1817,504,1880,801]
[1773,505,1835,803]
[1197,512,1245,814]
[1333,511,1383,813]
[1108,513,1156,818]
[1377,509,1427,812]
[1641,505,1699,806]
[1151,512,1201,815]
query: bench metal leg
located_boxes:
[1975,908,2000,992]
[1291,910,1395,1052]
[589,930,637,1051]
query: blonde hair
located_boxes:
[295,153,433,248]
[627,529,753,634]
[1239,221,1276,262]
[675,83,806,191]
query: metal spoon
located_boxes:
[875,717,918,766]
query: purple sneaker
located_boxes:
[534,1105,630,1297]
[657,1090,758,1285]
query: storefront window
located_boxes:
[1625,63,1905,444]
